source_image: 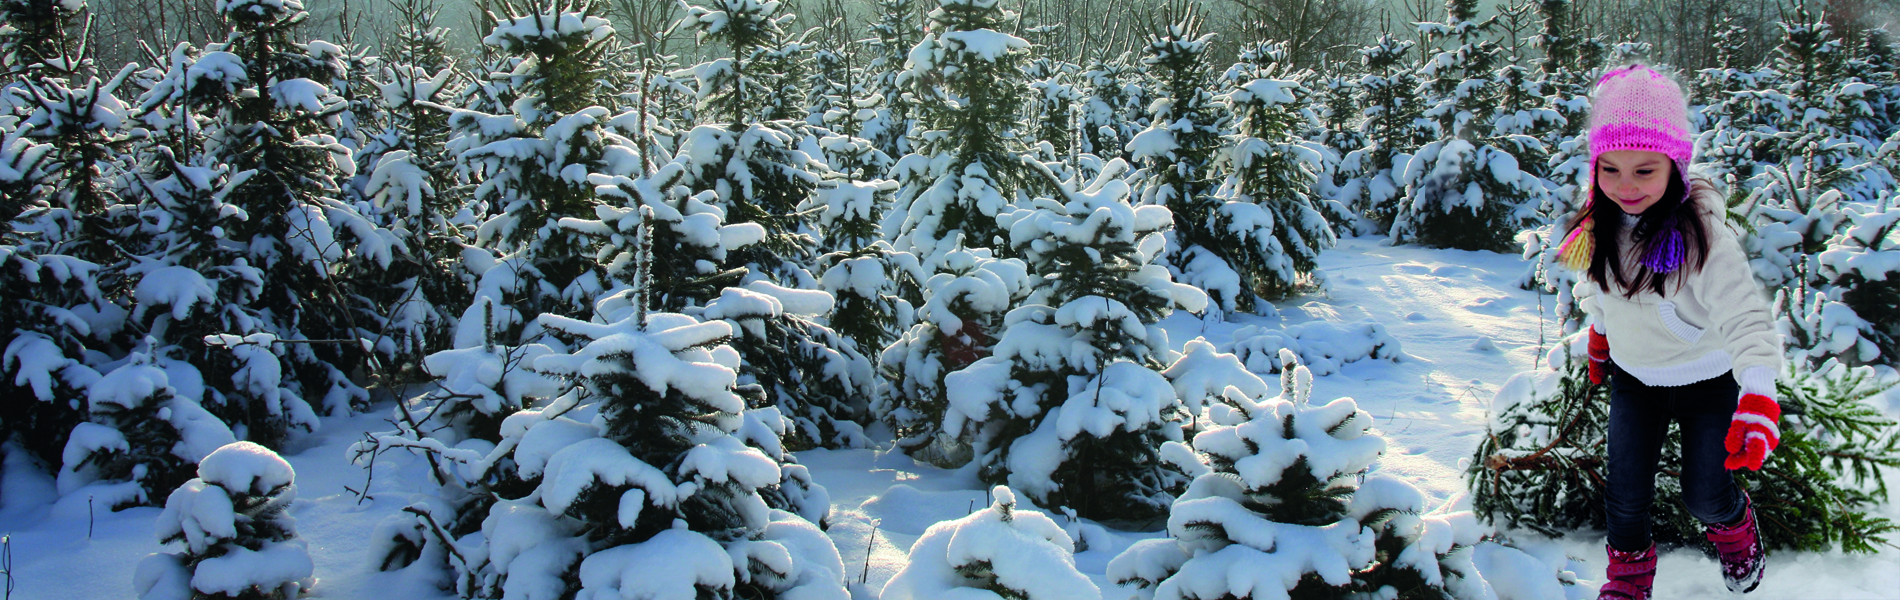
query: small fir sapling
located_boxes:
[1344,34,1430,235]
[1693,19,1772,186]
[444,290,846,600]
[1113,349,1540,600]
[1741,144,1885,368]
[135,441,314,600]
[1211,71,1339,304]
[1390,0,1544,253]
[877,246,1032,466]
[1109,349,1558,596]
[1128,13,1236,310]
[58,343,236,509]
[881,485,1102,600]
[944,160,1209,521]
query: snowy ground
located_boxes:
[4,236,1897,599]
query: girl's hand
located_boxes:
[1587,325,1610,385]
[1724,393,1781,471]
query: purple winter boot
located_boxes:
[1707,496,1766,593]
[1598,543,1657,600]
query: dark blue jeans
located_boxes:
[1605,363,1746,552]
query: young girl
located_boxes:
[1557,65,1783,599]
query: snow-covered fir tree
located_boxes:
[0,0,110,471]
[0,0,87,83]
[14,62,136,269]
[192,0,385,445]
[857,0,922,163]
[1694,18,1774,187]
[440,294,846,599]
[58,342,235,510]
[135,441,314,600]
[1530,0,1599,145]
[1310,66,1367,221]
[887,0,1039,263]
[1516,0,1603,301]
[1113,349,1537,599]
[1750,3,1896,204]
[1817,191,1900,368]
[679,0,827,286]
[1129,15,1255,314]
[419,0,632,457]
[354,0,470,381]
[1390,0,1543,253]
[675,0,873,449]
[1212,70,1338,303]
[881,486,1101,600]
[879,0,1042,463]
[878,244,1032,464]
[811,176,914,364]
[453,0,625,324]
[1025,57,1078,164]
[1346,34,1430,234]
[943,163,1207,520]
[1078,55,1145,167]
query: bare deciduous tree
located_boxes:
[1219,0,1378,68]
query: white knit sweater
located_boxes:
[1573,178,1782,397]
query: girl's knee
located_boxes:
[1685,485,1746,524]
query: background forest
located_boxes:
[5,0,1900,598]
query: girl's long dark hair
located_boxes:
[1568,163,1711,297]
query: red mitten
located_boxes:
[1587,326,1610,385]
[1725,393,1782,471]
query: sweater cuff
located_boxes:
[1738,366,1776,398]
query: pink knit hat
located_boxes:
[1557,64,1696,272]
[1587,64,1694,187]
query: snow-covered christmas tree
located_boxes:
[135,441,314,600]
[1345,34,1430,234]
[193,0,385,445]
[1212,67,1338,303]
[881,485,1101,600]
[1390,0,1543,253]
[443,293,846,599]
[879,0,1041,464]
[943,163,1207,520]
[1113,349,1556,599]
[58,342,236,510]
[1128,13,1241,312]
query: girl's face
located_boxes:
[1595,150,1672,215]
